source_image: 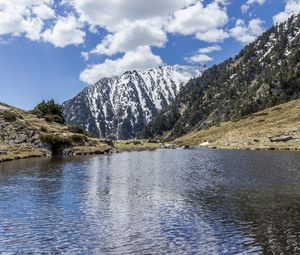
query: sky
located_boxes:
[0,0,298,109]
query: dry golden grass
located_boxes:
[114,140,160,152]
[0,104,113,162]
[0,144,48,162]
[174,99,300,151]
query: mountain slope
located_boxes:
[0,102,112,162]
[174,99,300,150]
[63,65,203,139]
[143,14,300,140]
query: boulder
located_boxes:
[291,127,299,132]
[160,143,177,149]
[182,145,190,149]
[269,135,293,142]
[199,141,210,147]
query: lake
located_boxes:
[0,149,300,254]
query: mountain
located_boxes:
[174,99,300,151]
[63,65,204,139]
[143,14,300,140]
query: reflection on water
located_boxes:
[0,149,300,254]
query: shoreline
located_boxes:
[0,140,161,163]
[2,141,300,164]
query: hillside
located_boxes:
[143,14,300,140]
[63,65,204,139]
[174,99,300,151]
[0,103,113,162]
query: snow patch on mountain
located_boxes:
[63,65,204,139]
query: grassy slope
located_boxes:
[0,103,112,162]
[174,99,300,151]
[114,140,160,152]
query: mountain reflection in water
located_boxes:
[0,149,299,254]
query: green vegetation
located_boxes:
[3,111,17,122]
[68,125,85,134]
[69,134,88,143]
[0,144,48,162]
[0,103,114,162]
[114,140,160,152]
[33,99,65,124]
[41,134,71,146]
[143,14,300,140]
[174,99,300,151]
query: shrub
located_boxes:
[68,125,85,134]
[34,99,64,123]
[132,140,142,145]
[29,109,44,118]
[40,126,47,132]
[41,134,71,146]
[70,134,88,143]
[44,114,64,124]
[3,111,17,122]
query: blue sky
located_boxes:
[0,0,296,109]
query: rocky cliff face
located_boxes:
[63,65,203,139]
[144,14,300,139]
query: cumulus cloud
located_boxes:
[198,45,222,53]
[186,54,213,63]
[80,46,163,84]
[75,0,230,81]
[43,16,85,47]
[273,0,300,24]
[91,22,167,56]
[230,18,265,45]
[186,45,221,63]
[241,0,266,13]
[33,4,56,19]
[196,29,229,42]
[81,51,89,61]
[63,0,196,31]
[167,1,229,42]
[0,0,54,40]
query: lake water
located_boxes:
[0,149,300,254]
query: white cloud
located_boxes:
[198,45,222,53]
[67,0,229,81]
[196,29,229,42]
[63,0,196,31]
[186,44,221,63]
[0,0,249,83]
[33,4,55,19]
[241,0,266,13]
[230,18,264,45]
[91,22,167,56]
[81,51,89,61]
[273,0,300,24]
[80,46,163,84]
[186,54,213,63]
[167,1,229,42]
[0,0,54,40]
[43,15,85,47]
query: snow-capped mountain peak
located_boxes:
[63,65,205,139]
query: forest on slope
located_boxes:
[143,14,300,140]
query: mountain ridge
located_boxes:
[63,65,205,139]
[143,14,300,140]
